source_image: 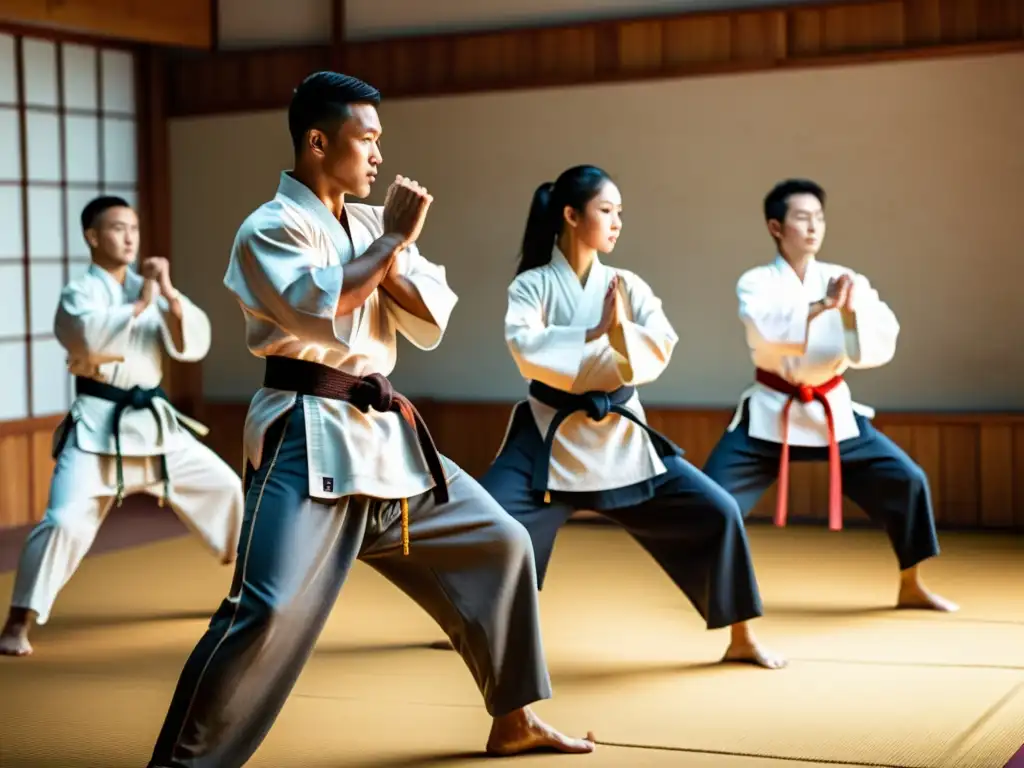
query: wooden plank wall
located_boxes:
[189,401,1024,532]
[165,0,1024,117]
[4,402,1023,531]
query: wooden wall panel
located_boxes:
[0,0,213,48]
[3,401,1022,532]
[165,0,1024,117]
[184,400,1024,534]
[0,417,62,531]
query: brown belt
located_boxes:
[263,355,448,554]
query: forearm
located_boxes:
[380,272,432,322]
[160,294,185,352]
[336,234,404,316]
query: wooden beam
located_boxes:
[330,0,346,71]
[1,0,213,48]
[163,0,1024,117]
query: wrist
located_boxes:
[382,231,410,253]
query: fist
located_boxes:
[140,256,169,284]
[382,175,433,246]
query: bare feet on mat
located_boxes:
[897,582,958,612]
[486,707,595,756]
[0,609,34,657]
[722,621,787,669]
[896,568,958,612]
[723,639,787,669]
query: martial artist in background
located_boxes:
[475,164,785,669]
[0,196,243,657]
[703,178,956,612]
[146,72,594,768]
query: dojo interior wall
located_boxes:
[167,50,1024,412]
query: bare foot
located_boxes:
[0,610,34,657]
[897,583,958,612]
[486,706,595,756]
[723,639,787,669]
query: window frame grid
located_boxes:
[0,31,139,420]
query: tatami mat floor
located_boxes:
[1,521,1023,767]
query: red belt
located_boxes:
[754,368,844,531]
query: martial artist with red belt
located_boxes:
[703,178,956,613]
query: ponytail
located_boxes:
[513,165,613,277]
[515,182,558,276]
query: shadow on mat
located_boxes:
[321,753,490,767]
[312,640,459,656]
[551,660,724,686]
[44,609,216,630]
[765,604,893,618]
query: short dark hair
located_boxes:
[288,71,381,153]
[763,179,826,225]
[80,195,131,231]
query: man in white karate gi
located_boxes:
[145,72,595,767]
[0,196,244,657]
[703,178,956,612]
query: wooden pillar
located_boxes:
[330,0,347,71]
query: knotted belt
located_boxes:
[527,380,683,502]
[74,377,171,508]
[263,355,448,555]
[755,368,844,531]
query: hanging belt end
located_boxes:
[400,498,410,556]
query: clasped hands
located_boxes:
[819,273,856,317]
[585,276,623,343]
[380,175,432,293]
[139,256,178,306]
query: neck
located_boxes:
[291,164,346,220]
[556,231,597,283]
[92,255,128,284]
[781,249,813,281]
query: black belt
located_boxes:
[74,377,170,507]
[528,380,683,497]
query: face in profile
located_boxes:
[564,180,623,254]
[770,192,826,258]
[311,103,382,198]
[86,206,139,266]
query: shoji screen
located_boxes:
[0,33,138,421]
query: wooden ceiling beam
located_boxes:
[1,0,213,48]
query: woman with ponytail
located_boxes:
[482,165,786,669]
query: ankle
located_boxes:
[3,607,35,631]
[730,621,752,645]
[494,707,530,728]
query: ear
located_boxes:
[84,228,99,249]
[562,205,578,228]
[308,129,327,157]
[766,218,783,240]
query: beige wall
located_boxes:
[168,51,1024,410]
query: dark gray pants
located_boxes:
[148,404,551,768]
[481,404,764,631]
[703,407,940,571]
